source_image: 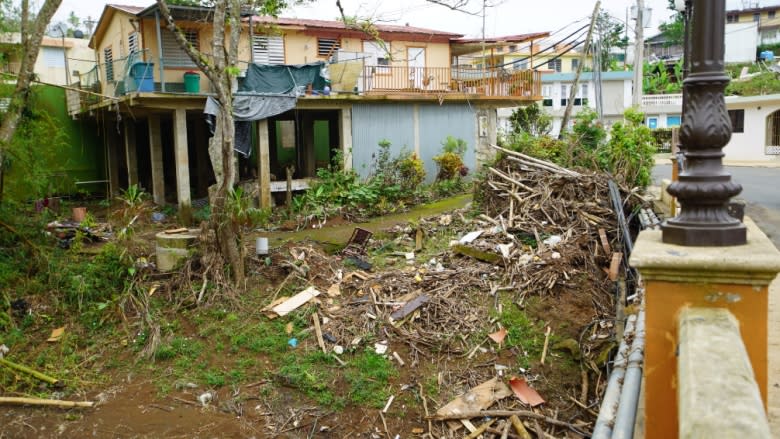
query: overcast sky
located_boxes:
[51,0,780,39]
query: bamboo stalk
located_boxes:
[0,397,93,408]
[465,419,495,439]
[509,415,532,439]
[0,358,61,386]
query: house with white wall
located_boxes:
[498,71,634,137]
[642,93,780,163]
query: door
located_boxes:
[408,47,425,88]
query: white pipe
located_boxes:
[613,310,646,439]
[591,314,637,439]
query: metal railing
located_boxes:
[361,65,541,98]
[642,93,683,107]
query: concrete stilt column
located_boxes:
[257,119,271,208]
[339,107,352,170]
[107,125,121,196]
[173,108,191,209]
[630,219,780,438]
[148,114,165,205]
[123,119,138,186]
[302,112,315,177]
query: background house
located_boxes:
[726,4,780,45]
[500,70,634,137]
[74,3,542,209]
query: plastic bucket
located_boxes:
[184,72,200,93]
[256,237,269,255]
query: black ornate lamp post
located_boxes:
[662,0,747,246]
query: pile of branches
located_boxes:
[474,144,632,313]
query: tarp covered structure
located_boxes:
[204,61,329,156]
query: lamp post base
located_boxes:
[661,221,747,246]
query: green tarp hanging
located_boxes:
[238,62,327,94]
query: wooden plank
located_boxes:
[312,312,326,354]
[390,294,430,321]
[609,252,623,281]
[599,228,612,254]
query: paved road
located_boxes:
[653,164,780,247]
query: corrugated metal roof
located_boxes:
[247,16,463,38]
[453,32,550,44]
[541,71,634,82]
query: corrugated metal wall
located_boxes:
[418,104,476,180]
[351,104,416,177]
[351,103,477,182]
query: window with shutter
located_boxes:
[128,32,139,54]
[104,47,114,82]
[317,37,340,58]
[252,35,284,65]
[161,29,198,68]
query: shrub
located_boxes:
[598,108,656,187]
[433,136,468,181]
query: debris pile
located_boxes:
[472,144,627,311]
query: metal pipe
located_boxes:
[612,309,646,439]
[155,11,166,92]
[592,314,637,439]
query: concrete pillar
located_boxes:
[629,219,780,439]
[173,108,191,209]
[123,119,138,186]
[148,114,165,205]
[257,119,271,208]
[340,107,352,170]
[107,125,120,196]
[302,112,315,177]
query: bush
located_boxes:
[433,136,468,181]
[598,108,656,187]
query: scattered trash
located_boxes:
[0,344,8,359]
[508,377,545,407]
[198,391,213,406]
[287,338,298,348]
[285,322,294,335]
[342,227,373,257]
[542,235,562,247]
[374,342,388,355]
[346,256,372,270]
[497,243,514,258]
[333,345,344,355]
[488,328,507,345]
[270,286,321,317]
[404,252,415,261]
[459,230,483,244]
[151,212,166,223]
[47,326,66,343]
[439,214,452,226]
[323,333,337,343]
[436,377,512,431]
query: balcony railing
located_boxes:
[642,93,683,107]
[360,65,541,98]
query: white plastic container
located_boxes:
[256,237,269,255]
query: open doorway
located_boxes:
[266,109,341,181]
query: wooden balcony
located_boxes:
[360,65,541,99]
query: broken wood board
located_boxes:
[47,326,65,343]
[508,377,545,407]
[163,227,189,234]
[609,252,623,281]
[270,286,321,317]
[436,377,513,431]
[598,228,611,254]
[343,270,370,282]
[390,294,430,321]
[452,244,503,265]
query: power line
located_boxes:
[488,25,589,69]
[531,39,586,70]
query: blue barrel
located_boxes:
[129,62,154,92]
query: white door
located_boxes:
[408,47,425,88]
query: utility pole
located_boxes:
[632,0,645,107]
[559,1,600,139]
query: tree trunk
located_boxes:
[0,0,63,201]
[158,0,245,286]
